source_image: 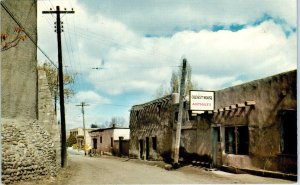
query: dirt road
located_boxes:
[12,149,294,185]
[62,153,293,184]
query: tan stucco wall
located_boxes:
[1,0,37,119]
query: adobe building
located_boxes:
[89,124,130,156]
[129,70,297,177]
[129,94,177,161]
[69,127,97,149]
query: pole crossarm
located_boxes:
[42,10,75,14]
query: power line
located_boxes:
[1,1,58,68]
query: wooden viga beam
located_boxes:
[245,100,256,106]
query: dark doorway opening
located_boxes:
[139,139,144,159]
[93,138,97,149]
[146,137,150,160]
[152,136,157,151]
[280,110,297,155]
[119,137,124,156]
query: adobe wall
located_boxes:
[129,95,174,160]
[1,0,38,119]
[1,1,61,184]
[211,70,297,173]
[175,106,212,162]
[1,70,61,184]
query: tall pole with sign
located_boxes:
[173,58,187,164]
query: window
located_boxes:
[100,136,102,143]
[280,110,297,155]
[111,137,114,147]
[225,126,249,155]
[152,136,157,150]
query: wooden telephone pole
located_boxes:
[173,58,187,164]
[76,102,89,156]
[42,6,74,168]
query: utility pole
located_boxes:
[173,58,187,164]
[42,6,74,168]
[76,102,89,156]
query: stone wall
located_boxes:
[1,1,61,184]
[38,69,61,172]
[1,70,61,184]
[1,119,58,184]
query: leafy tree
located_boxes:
[67,133,77,147]
[37,62,75,101]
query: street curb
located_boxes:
[220,165,297,181]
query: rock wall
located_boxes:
[1,70,61,184]
[38,69,61,169]
[1,119,58,184]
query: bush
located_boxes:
[67,134,77,147]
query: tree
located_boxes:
[37,62,75,101]
[66,133,77,147]
[90,123,100,128]
[155,61,197,98]
[109,116,126,127]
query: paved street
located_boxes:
[63,149,294,184]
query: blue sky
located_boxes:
[37,0,297,131]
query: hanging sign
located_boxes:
[190,90,215,111]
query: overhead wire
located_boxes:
[1,1,57,68]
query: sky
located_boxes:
[37,0,297,131]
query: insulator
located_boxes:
[54,30,56,32]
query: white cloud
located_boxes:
[37,0,297,129]
[74,91,110,104]
[77,0,297,35]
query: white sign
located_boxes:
[190,90,215,111]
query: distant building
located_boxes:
[89,124,130,156]
[129,70,297,176]
[69,128,97,149]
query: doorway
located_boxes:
[212,127,222,167]
[139,139,144,159]
[119,137,124,156]
[146,137,150,160]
